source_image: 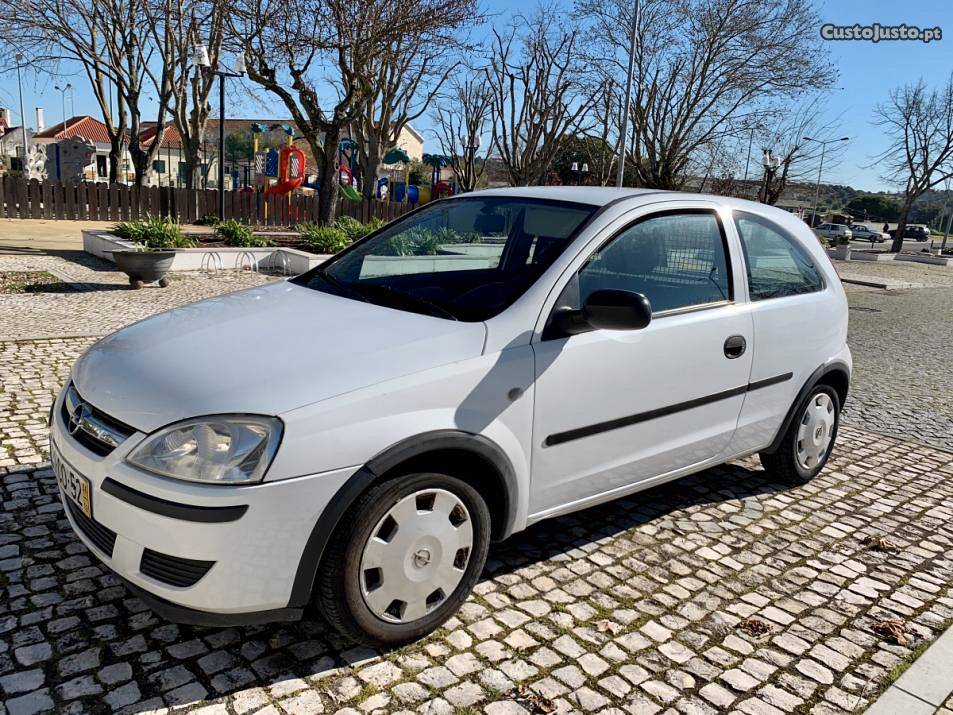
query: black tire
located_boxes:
[316,473,491,647]
[760,384,840,483]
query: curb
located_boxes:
[863,625,953,714]
[839,276,924,290]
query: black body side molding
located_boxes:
[286,430,518,609]
[762,361,850,454]
[101,479,249,523]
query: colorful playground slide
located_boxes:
[339,183,362,201]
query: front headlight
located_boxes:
[126,415,283,484]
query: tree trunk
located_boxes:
[183,138,203,190]
[316,124,341,225]
[109,136,123,184]
[891,201,914,253]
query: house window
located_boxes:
[96,155,107,177]
[9,157,24,172]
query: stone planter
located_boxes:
[833,244,851,261]
[111,250,176,288]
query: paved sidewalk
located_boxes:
[864,626,953,714]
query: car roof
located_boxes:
[463,186,659,206]
[461,186,807,217]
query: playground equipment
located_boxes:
[255,124,305,199]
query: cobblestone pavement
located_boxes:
[1,429,952,715]
[3,252,953,714]
[841,286,953,451]
[0,254,276,340]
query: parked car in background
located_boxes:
[51,188,851,646]
[814,223,852,242]
[888,224,930,241]
[848,224,888,244]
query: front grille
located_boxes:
[65,498,117,557]
[60,384,134,456]
[140,549,215,588]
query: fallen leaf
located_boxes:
[873,618,908,645]
[596,619,622,635]
[508,684,558,714]
[863,535,899,552]
[737,617,771,637]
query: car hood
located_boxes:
[72,281,487,432]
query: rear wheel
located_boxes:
[760,385,840,483]
[316,473,490,647]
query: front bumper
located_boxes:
[50,386,358,619]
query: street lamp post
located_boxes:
[194,45,245,219]
[571,161,590,186]
[53,83,72,181]
[14,53,29,172]
[803,136,849,226]
[615,0,641,188]
[54,83,72,130]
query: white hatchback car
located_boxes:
[52,188,850,646]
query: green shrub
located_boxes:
[297,223,351,253]
[215,219,271,247]
[194,213,220,226]
[111,216,194,250]
[334,216,387,242]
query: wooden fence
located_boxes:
[0,177,414,226]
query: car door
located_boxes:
[528,203,753,519]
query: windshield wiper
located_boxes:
[351,283,460,321]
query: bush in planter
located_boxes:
[194,213,220,226]
[297,223,351,253]
[111,216,194,250]
[333,216,387,242]
[215,219,272,247]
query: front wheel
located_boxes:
[760,385,840,483]
[316,473,491,647]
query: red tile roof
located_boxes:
[34,116,113,144]
[138,123,183,148]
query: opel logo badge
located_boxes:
[69,403,90,435]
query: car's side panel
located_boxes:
[523,200,756,516]
[277,343,537,534]
[725,210,851,455]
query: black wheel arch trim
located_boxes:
[101,478,249,523]
[287,429,519,608]
[763,361,850,455]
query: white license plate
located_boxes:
[52,446,92,519]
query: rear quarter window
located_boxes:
[733,211,824,301]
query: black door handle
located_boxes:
[724,335,747,359]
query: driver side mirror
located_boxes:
[546,289,652,339]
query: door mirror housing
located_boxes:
[546,289,652,339]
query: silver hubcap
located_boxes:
[796,392,836,471]
[359,489,473,623]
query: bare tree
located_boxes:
[431,72,493,192]
[2,0,173,184]
[231,0,475,224]
[146,0,225,189]
[351,5,477,199]
[485,10,598,186]
[874,74,953,252]
[579,0,833,189]
[756,98,848,205]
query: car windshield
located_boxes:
[292,197,597,321]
